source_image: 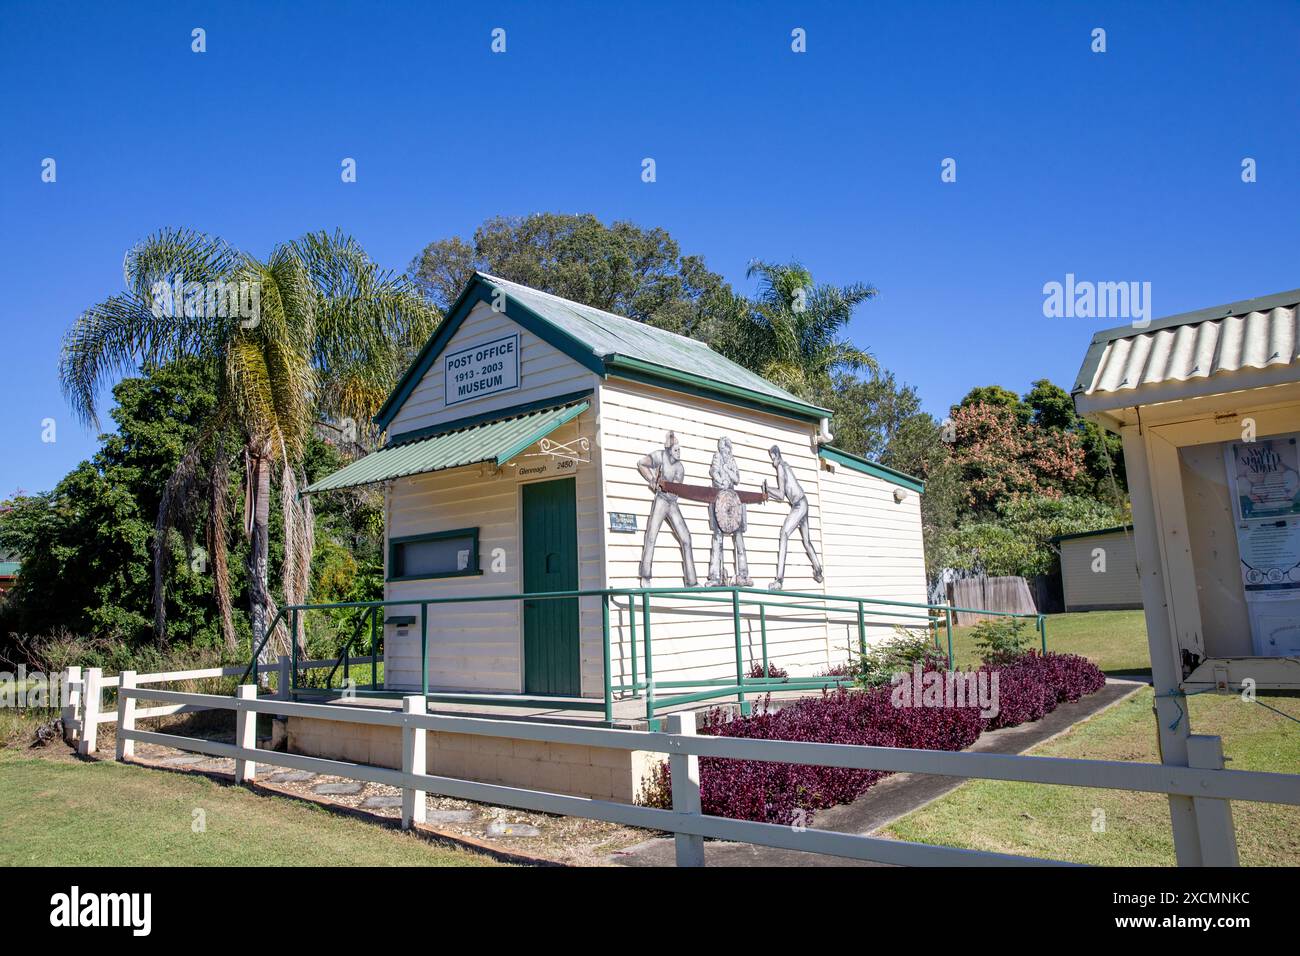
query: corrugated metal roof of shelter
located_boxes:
[1073,288,1300,398]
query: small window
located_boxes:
[388,529,480,581]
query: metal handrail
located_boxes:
[246,585,1045,727]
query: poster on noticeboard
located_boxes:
[1224,434,1300,625]
[1225,434,1300,522]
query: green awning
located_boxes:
[305,400,589,494]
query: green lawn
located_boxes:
[944,609,1151,675]
[0,750,501,867]
[884,687,1300,865]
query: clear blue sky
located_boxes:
[2,0,1298,495]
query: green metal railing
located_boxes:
[243,586,1046,726]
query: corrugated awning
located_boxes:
[305,400,589,494]
[1074,290,1300,404]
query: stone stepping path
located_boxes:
[314,781,364,796]
[268,770,316,783]
[485,821,540,838]
[427,809,475,824]
[158,754,206,766]
[135,741,598,855]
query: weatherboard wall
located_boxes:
[385,300,598,439]
[598,378,837,683]
[1058,529,1142,611]
[816,457,929,647]
[382,410,605,695]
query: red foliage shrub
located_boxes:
[641,651,1107,825]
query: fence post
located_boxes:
[731,590,747,712]
[277,654,291,700]
[602,593,613,723]
[1185,735,1239,866]
[945,607,955,670]
[115,670,136,761]
[234,684,258,783]
[78,667,102,756]
[666,712,704,867]
[62,665,81,745]
[401,695,427,829]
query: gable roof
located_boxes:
[375,272,832,432]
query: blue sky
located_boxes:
[2,0,1298,495]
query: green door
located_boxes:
[522,478,580,696]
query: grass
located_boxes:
[941,609,1151,675]
[884,687,1300,865]
[0,749,502,867]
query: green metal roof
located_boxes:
[374,273,832,431]
[305,400,589,494]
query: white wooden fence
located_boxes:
[59,665,1300,867]
[61,656,367,757]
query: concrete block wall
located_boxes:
[286,716,657,803]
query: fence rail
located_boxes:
[73,672,1300,867]
[64,656,381,756]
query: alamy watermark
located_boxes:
[150,274,261,328]
[890,662,1000,719]
[1043,273,1151,328]
[0,667,67,708]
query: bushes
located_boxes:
[847,627,943,688]
[746,661,789,680]
[642,650,1106,825]
[971,617,1034,666]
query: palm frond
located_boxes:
[122,227,243,301]
[59,293,217,427]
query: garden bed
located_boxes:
[641,651,1106,825]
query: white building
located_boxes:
[308,273,929,708]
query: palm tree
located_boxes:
[60,228,437,660]
[711,260,879,398]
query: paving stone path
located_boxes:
[268,770,315,783]
[313,781,363,796]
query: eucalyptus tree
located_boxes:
[60,228,437,658]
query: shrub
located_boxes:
[850,627,943,688]
[972,617,1034,665]
[746,661,789,680]
[978,651,1105,729]
[641,651,1107,825]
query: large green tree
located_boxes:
[819,369,962,574]
[58,228,436,658]
[408,212,734,338]
[0,360,231,646]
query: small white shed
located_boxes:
[1073,288,1300,690]
[1054,525,1142,611]
[307,273,929,703]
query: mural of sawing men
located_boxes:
[636,432,698,587]
[636,431,823,591]
[708,436,752,587]
[763,444,824,589]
